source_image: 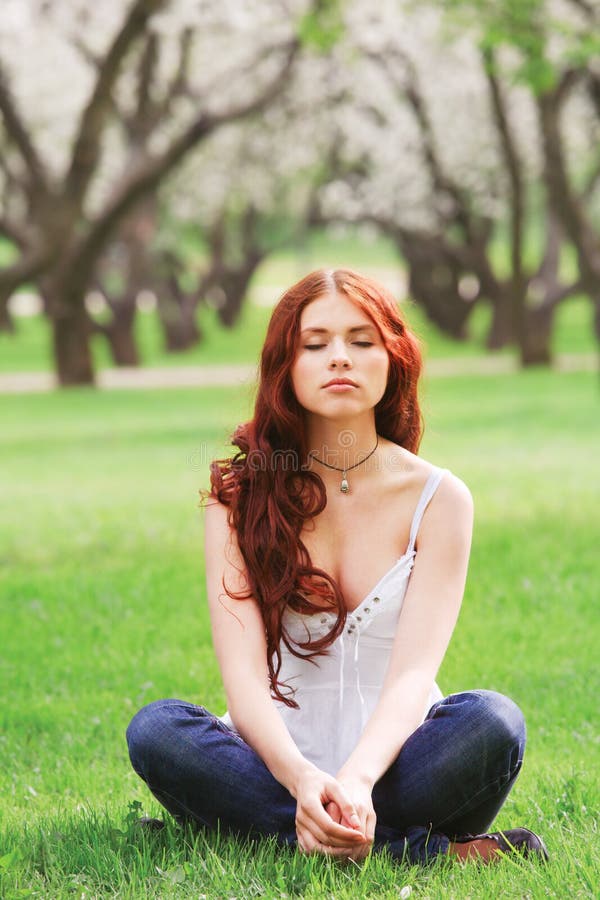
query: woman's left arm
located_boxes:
[335,474,474,841]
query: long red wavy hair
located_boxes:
[204,268,423,707]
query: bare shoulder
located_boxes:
[392,446,472,502]
[203,498,243,568]
[420,465,474,548]
[203,497,229,532]
[203,498,239,549]
[382,443,473,538]
[436,470,474,515]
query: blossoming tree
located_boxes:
[0,0,324,383]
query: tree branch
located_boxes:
[70,41,299,287]
[538,87,600,289]
[63,0,167,213]
[483,47,526,286]
[158,28,194,118]
[0,60,48,194]
[135,30,159,128]
[565,0,598,21]
[545,278,585,308]
[555,66,586,107]
[0,245,55,302]
[0,215,29,247]
[583,152,600,197]
[368,48,475,236]
[586,70,600,122]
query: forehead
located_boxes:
[299,291,375,330]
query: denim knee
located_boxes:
[464,689,526,763]
[126,698,184,775]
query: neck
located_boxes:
[305,416,379,476]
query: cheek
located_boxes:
[290,358,309,402]
[370,351,390,391]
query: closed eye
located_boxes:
[303,341,373,350]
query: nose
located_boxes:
[328,337,352,368]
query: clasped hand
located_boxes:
[294,768,376,860]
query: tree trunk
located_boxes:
[105,316,140,366]
[156,288,202,352]
[538,87,600,367]
[162,308,201,352]
[399,237,474,339]
[520,303,555,366]
[485,274,533,355]
[485,290,514,349]
[217,255,264,328]
[51,300,95,386]
[0,300,16,333]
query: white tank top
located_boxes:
[221,466,449,775]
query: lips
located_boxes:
[322,378,359,388]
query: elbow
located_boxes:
[225,676,272,731]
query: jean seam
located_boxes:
[211,715,248,746]
[434,749,523,830]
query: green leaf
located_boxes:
[0,849,20,871]
[298,0,344,52]
[516,55,557,93]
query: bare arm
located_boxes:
[333,474,474,843]
[204,499,366,852]
[204,499,305,789]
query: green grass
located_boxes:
[1,229,597,374]
[1,368,599,897]
[1,290,595,374]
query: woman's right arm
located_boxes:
[203,500,367,854]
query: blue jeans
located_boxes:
[126,690,525,865]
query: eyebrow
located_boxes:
[300,324,377,335]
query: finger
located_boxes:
[298,805,366,846]
[297,827,339,858]
[365,811,376,844]
[302,818,365,848]
[312,842,358,859]
[325,782,363,831]
[350,844,371,862]
[297,812,366,848]
[313,814,367,845]
[296,825,317,855]
[329,839,372,861]
[338,807,369,839]
[325,800,342,823]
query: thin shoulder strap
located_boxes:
[406,467,449,554]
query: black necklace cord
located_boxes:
[308,434,379,494]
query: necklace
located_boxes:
[309,435,379,494]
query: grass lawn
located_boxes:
[1,227,597,374]
[1,368,599,898]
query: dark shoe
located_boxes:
[136,816,166,831]
[454,827,549,861]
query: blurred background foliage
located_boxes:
[0,0,598,386]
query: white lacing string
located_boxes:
[338,622,365,717]
[354,630,367,730]
[338,636,345,712]
[353,630,365,709]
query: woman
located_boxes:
[127,268,547,864]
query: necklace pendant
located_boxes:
[340,474,349,493]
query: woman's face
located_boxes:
[290,291,389,420]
